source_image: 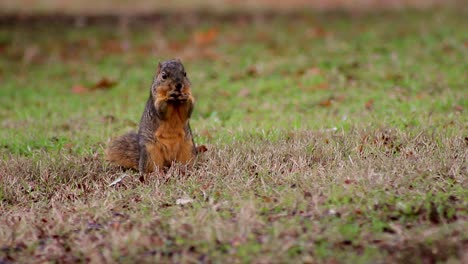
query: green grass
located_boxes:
[0,10,467,263]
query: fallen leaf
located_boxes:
[110,221,120,230]
[415,92,427,99]
[176,198,194,205]
[300,82,329,92]
[344,179,354,184]
[23,45,40,64]
[262,196,272,203]
[453,105,463,112]
[365,99,374,110]
[63,143,74,150]
[308,26,328,38]
[60,123,71,130]
[196,145,208,153]
[315,82,329,90]
[218,90,232,97]
[200,49,221,60]
[71,85,89,94]
[307,67,321,76]
[168,40,185,51]
[231,236,246,247]
[230,72,244,81]
[335,95,346,102]
[246,66,259,77]
[0,43,7,54]
[386,73,403,82]
[238,88,250,97]
[193,28,219,46]
[405,150,414,158]
[295,69,305,75]
[92,77,117,90]
[102,40,124,54]
[71,78,116,94]
[180,223,193,233]
[319,99,332,107]
[150,236,164,247]
[358,144,364,154]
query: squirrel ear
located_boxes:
[175,58,182,63]
[156,62,162,74]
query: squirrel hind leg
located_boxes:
[105,132,140,170]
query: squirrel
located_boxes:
[105,59,205,174]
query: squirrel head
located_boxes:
[151,59,191,101]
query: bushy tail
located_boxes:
[105,132,139,170]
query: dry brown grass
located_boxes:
[1,128,466,263]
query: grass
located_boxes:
[0,9,467,263]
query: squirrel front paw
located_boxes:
[168,91,189,101]
[177,93,190,101]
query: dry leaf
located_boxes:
[415,92,427,99]
[71,85,89,94]
[176,198,194,205]
[365,99,374,110]
[344,179,354,184]
[71,78,116,94]
[218,90,232,97]
[63,143,74,150]
[453,105,463,112]
[0,43,7,54]
[168,40,185,51]
[238,88,250,97]
[110,221,120,230]
[231,236,246,247]
[246,66,259,77]
[196,145,208,153]
[262,196,272,203]
[307,67,321,76]
[193,28,219,46]
[151,236,164,247]
[300,82,329,92]
[314,26,327,37]
[102,40,124,54]
[319,99,332,107]
[315,82,329,90]
[23,45,40,64]
[92,77,117,90]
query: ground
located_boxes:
[0,8,467,263]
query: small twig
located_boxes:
[108,173,128,187]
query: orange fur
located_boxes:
[155,85,171,106]
[146,86,196,172]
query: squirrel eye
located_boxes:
[183,71,187,77]
[161,73,167,80]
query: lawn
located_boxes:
[0,9,467,263]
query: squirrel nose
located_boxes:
[175,83,183,90]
